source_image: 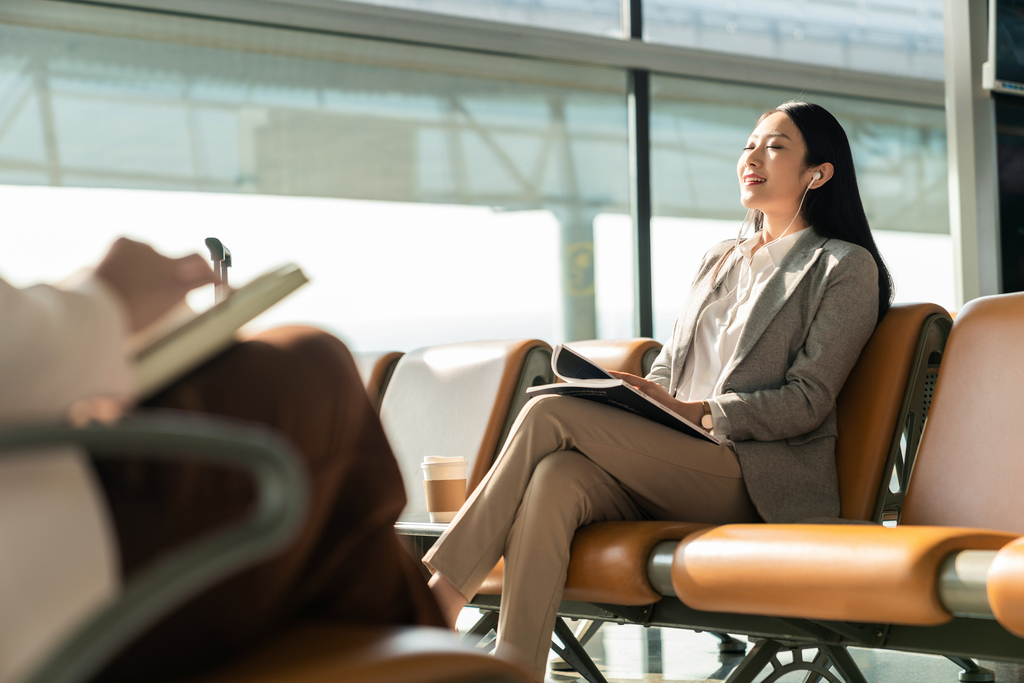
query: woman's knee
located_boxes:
[498,396,563,458]
[512,452,596,535]
[526,451,589,499]
[520,394,560,415]
[517,394,578,429]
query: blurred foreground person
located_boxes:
[0,238,443,683]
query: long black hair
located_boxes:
[755,101,894,323]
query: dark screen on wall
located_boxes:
[997,1,1024,86]
[996,95,1024,293]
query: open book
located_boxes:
[526,344,719,444]
[131,263,308,399]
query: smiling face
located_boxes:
[737,111,816,222]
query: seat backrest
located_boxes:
[834,303,952,521]
[379,340,552,514]
[564,338,662,377]
[353,351,404,410]
[902,293,1024,533]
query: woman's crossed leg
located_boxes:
[424,394,760,679]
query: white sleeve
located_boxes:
[0,273,135,424]
[0,273,127,683]
[708,398,731,439]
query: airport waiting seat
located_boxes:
[380,340,553,510]
[563,338,662,377]
[474,303,949,594]
[661,293,1024,682]
[15,417,531,683]
[353,351,404,410]
[464,303,953,679]
[834,302,949,522]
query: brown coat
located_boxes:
[91,326,444,683]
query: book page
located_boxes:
[552,344,616,382]
[126,300,198,356]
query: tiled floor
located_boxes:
[457,609,1024,682]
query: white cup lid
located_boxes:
[422,456,466,465]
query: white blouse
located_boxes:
[675,228,809,438]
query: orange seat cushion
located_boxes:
[988,536,1024,637]
[672,524,1017,626]
[477,520,709,606]
[185,623,528,683]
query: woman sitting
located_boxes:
[423,101,894,681]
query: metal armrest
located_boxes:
[2,413,309,683]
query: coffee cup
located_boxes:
[422,456,467,523]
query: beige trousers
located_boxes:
[422,394,760,680]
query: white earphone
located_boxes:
[776,170,821,239]
[772,169,823,244]
[736,169,824,247]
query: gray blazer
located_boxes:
[647,228,879,523]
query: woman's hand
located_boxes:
[68,396,127,427]
[608,371,705,425]
[95,238,216,333]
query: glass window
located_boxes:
[649,75,952,340]
[644,0,945,81]
[337,0,623,38]
[0,8,631,350]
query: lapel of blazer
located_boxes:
[721,228,829,380]
[670,245,741,393]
